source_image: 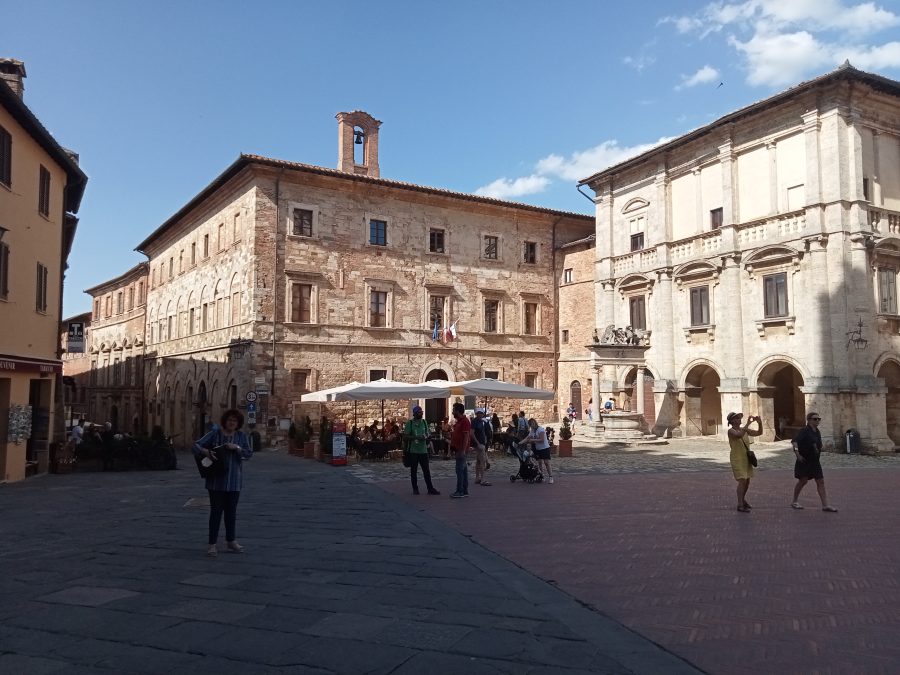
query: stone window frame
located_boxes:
[519,294,542,336]
[524,372,539,389]
[291,368,314,394]
[563,268,573,284]
[363,278,394,329]
[232,211,242,244]
[617,274,654,335]
[367,366,393,382]
[482,233,502,262]
[425,282,453,334]
[873,242,900,319]
[284,270,323,325]
[522,241,538,265]
[483,368,503,380]
[480,289,505,334]
[743,245,802,337]
[428,227,448,255]
[287,201,320,240]
[365,212,391,248]
[674,261,720,343]
[561,329,569,344]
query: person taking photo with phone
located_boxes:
[727,412,762,513]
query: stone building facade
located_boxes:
[60,311,91,426]
[578,65,900,452]
[0,59,87,481]
[82,263,147,432]
[132,111,593,445]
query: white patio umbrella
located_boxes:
[431,378,554,400]
[319,379,452,429]
[299,382,364,402]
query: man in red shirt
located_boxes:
[450,402,474,498]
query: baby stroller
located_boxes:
[509,441,543,483]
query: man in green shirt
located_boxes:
[403,405,440,496]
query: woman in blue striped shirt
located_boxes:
[194,409,253,557]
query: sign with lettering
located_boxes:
[331,421,347,466]
[67,322,85,354]
[0,357,62,374]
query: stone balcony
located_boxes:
[868,206,900,235]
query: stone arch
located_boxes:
[621,197,649,214]
[875,354,900,447]
[568,380,583,420]
[422,363,454,424]
[755,358,806,440]
[749,354,809,387]
[417,360,456,383]
[616,273,654,292]
[681,361,723,436]
[621,366,657,428]
[678,358,724,390]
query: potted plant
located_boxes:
[557,417,573,457]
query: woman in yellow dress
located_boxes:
[727,412,763,512]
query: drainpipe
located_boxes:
[271,168,284,403]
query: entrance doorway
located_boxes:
[683,365,721,436]
[26,379,51,469]
[569,381,583,420]
[877,360,900,448]
[757,362,804,440]
[424,369,448,424]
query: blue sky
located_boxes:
[5,0,900,315]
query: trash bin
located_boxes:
[845,429,861,454]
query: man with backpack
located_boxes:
[472,408,493,486]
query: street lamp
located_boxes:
[846,316,869,350]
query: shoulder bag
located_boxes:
[195,432,227,479]
[742,435,758,468]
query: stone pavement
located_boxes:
[0,451,697,675]
[381,442,900,675]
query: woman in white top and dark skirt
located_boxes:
[193,409,253,556]
[525,418,554,484]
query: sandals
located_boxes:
[742,501,752,509]
[790,503,804,510]
[736,505,751,513]
[206,545,218,557]
[822,506,839,513]
[226,541,244,553]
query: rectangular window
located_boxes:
[369,369,388,382]
[137,281,144,305]
[218,223,225,251]
[429,294,445,330]
[127,287,134,310]
[0,124,10,186]
[105,296,111,317]
[233,212,240,240]
[561,329,569,343]
[231,291,240,325]
[524,373,538,388]
[191,242,196,265]
[38,165,50,217]
[879,268,897,314]
[710,207,723,229]
[484,370,500,380]
[94,298,100,318]
[179,250,184,273]
[202,303,209,331]
[167,315,174,340]
[523,302,538,334]
[690,286,710,326]
[168,257,174,279]
[563,268,573,284]
[293,208,313,237]
[523,241,537,264]
[429,228,445,253]
[369,219,387,246]
[484,235,498,260]
[112,358,121,386]
[35,263,48,312]
[763,272,788,318]
[370,290,387,326]
[189,307,195,335]
[292,369,310,392]
[483,299,499,333]
[203,234,209,258]
[216,298,224,328]
[863,177,871,202]
[629,296,646,331]
[291,283,312,323]
[630,233,645,252]
[116,291,124,314]
[0,242,8,299]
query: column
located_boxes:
[656,270,675,380]
[721,254,745,376]
[801,109,823,231]
[718,139,735,227]
[636,366,645,415]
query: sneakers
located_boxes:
[427,488,440,495]
[548,476,554,484]
[226,541,244,553]
[790,502,804,509]
[206,545,218,557]
[450,492,465,499]
[822,505,839,512]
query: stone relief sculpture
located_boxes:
[598,324,649,346]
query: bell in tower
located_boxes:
[336,111,382,178]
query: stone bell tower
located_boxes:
[336,110,381,177]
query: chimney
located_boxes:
[336,111,382,177]
[0,58,26,98]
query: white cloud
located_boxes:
[474,137,674,199]
[665,1,900,86]
[676,65,721,89]
[474,175,550,200]
[622,54,657,73]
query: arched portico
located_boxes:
[876,357,900,447]
[755,360,805,440]
[681,361,723,436]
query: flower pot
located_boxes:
[557,439,573,457]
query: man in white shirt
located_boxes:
[70,419,85,445]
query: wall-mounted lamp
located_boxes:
[354,130,365,145]
[847,316,869,350]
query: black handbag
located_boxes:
[195,444,227,479]
[747,449,758,467]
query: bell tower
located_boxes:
[336,111,381,177]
